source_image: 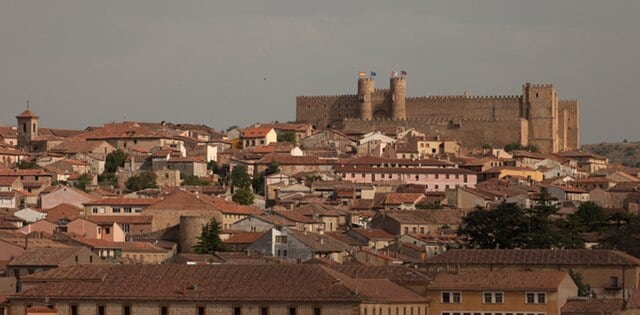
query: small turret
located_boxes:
[16,105,39,150]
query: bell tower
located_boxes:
[16,103,39,150]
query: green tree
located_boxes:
[181,175,210,186]
[252,173,265,195]
[264,161,280,176]
[570,201,607,233]
[232,187,254,205]
[569,269,591,297]
[17,160,39,169]
[504,143,539,153]
[208,160,220,174]
[73,173,92,191]
[277,131,296,144]
[192,218,227,254]
[125,171,158,191]
[231,165,251,189]
[104,149,127,174]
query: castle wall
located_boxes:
[295,77,578,153]
[342,117,527,150]
[559,99,579,149]
[405,96,522,120]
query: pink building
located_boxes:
[67,217,125,242]
[334,163,477,192]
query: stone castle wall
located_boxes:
[342,117,527,150]
[296,76,579,153]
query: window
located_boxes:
[260,307,269,315]
[441,291,461,303]
[483,291,504,304]
[105,227,111,235]
[123,306,131,315]
[289,307,297,315]
[313,307,321,315]
[160,306,168,315]
[525,292,546,304]
[124,207,132,213]
[610,276,619,288]
[70,305,78,315]
[233,307,241,315]
[98,306,105,315]
[121,224,130,233]
[112,207,121,213]
[275,235,288,244]
[93,207,99,214]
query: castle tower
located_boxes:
[390,75,407,120]
[16,107,39,150]
[357,76,375,120]
[523,83,559,153]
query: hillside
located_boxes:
[582,141,640,167]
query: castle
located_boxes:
[295,73,579,153]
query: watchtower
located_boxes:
[16,106,39,150]
[390,75,407,120]
[523,83,558,153]
[357,76,375,120]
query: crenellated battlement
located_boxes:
[524,83,554,89]
[406,94,521,101]
[342,116,522,123]
[296,94,356,99]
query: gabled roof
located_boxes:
[42,203,83,222]
[384,193,425,205]
[376,209,465,226]
[287,229,350,253]
[8,247,84,266]
[145,189,261,215]
[12,264,362,302]
[426,249,640,266]
[83,198,160,207]
[349,228,395,240]
[562,298,623,314]
[241,127,274,138]
[427,270,570,291]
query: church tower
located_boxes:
[16,106,39,150]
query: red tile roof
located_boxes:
[43,203,83,222]
[384,193,425,205]
[13,264,362,302]
[83,198,160,207]
[427,249,640,266]
[224,231,266,244]
[428,270,570,291]
[8,247,85,266]
[242,127,274,139]
[561,297,623,314]
[16,109,39,119]
[350,228,395,240]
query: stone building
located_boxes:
[296,73,579,153]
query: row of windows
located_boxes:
[94,207,142,214]
[441,312,544,315]
[363,306,427,315]
[344,172,468,182]
[441,291,546,305]
[73,305,320,315]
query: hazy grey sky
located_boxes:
[1,1,638,144]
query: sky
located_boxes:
[1,1,639,144]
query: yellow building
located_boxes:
[481,166,544,183]
[426,270,577,315]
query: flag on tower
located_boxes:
[370,71,376,77]
[401,70,407,76]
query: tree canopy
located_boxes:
[192,218,227,254]
[104,149,127,174]
[458,189,584,249]
[232,187,254,205]
[231,165,251,189]
[125,171,158,192]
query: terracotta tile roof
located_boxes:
[350,228,395,240]
[0,168,51,176]
[86,215,153,225]
[288,229,350,253]
[42,203,82,222]
[273,210,322,224]
[0,176,19,187]
[256,154,334,166]
[0,126,17,139]
[427,249,640,266]
[384,193,425,205]
[83,197,160,207]
[334,164,475,175]
[338,155,454,167]
[428,270,569,291]
[241,127,274,138]
[255,123,311,132]
[549,185,588,193]
[250,142,293,154]
[50,141,107,154]
[74,122,177,141]
[325,264,433,283]
[224,231,266,244]
[561,297,623,314]
[8,247,85,266]
[321,266,428,303]
[146,190,261,215]
[608,182,640,193]
[0,237,69,250]
[16,109,39,119]
[12,264,362,302]
[324,232,368,247]
[377,209,466,226]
